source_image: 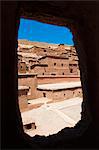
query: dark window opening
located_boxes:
[74,64,77,66]
[17,17,84,139]
[51,73,56,75]
[43,93,46,97]
[70,68,73,73]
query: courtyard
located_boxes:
[21,97,82,137]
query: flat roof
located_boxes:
[38,55,69,60]
[37,75,80,78]
[18,73,37,77]
[18,86,29,90]
[37,81,81,91]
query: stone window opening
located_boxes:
[16,11,92,148]
[17,19,84,139]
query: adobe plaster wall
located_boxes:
[18,74,37,100]
[36,88,82,101]
[37,76,80,84]
[18,89,28,111]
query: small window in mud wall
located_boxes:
[51,73,56,76]
[54,63,56,66]
[43,93,46,97]
[28,87,31,96]
[44,49,46,52]
[70,68,73,73]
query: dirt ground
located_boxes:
[21,97,82,137]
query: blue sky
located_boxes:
[18,18,74,45]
